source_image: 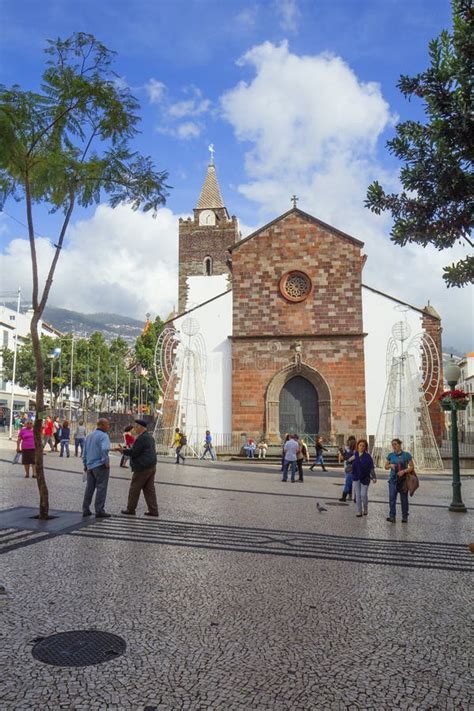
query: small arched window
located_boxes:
[204,256,213,276]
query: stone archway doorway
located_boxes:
[265,362,331,443]
[279,376,319,436]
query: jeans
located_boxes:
[389,480,409,519]
[43,435,54,451]
[176,446,185,463]
[200,445,216,460]
[75,437,85,456]
[60,439,70,457]
[354,480,369,514]
[282,459,297,481]
[343,471,353,495]
[246,448,255,458]
[83,464,110,514]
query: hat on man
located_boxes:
[134,419,148,428]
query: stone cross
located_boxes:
[291,194,299,208]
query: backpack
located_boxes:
[180,434,187,446]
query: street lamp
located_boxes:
[444,358,467,513]
[48,347,62,411]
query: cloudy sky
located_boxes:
[0,0,471,352]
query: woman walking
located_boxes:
[338,436,356,501]
[296,436,309,482]
[120,425,135,467]
[385,438,414,523]
[74,420,87,457]
[352,439,376,517]
[310,436,328,472]
[16,419,36,478]
[59,421,71,457]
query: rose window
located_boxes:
[279,271,312,302]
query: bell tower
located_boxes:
[178,147,239,312]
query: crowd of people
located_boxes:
[14,416,415,523]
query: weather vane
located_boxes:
[208,143,215,165]
[291,194,299,208]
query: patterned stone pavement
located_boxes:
[0,444,472,710]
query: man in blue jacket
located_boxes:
[82,418,112,518]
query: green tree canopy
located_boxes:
[0,32,169,516]
[365,0,473,287]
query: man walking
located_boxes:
[82,418,112,518]
[120,419,159,517]
[200,430,216,460]
[282,434,300,482]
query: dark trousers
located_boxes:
[296,459,304,481]
[83,465,110,515]
[127,466,158,515]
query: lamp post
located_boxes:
[48,347,62,412]
[445,359,467,513]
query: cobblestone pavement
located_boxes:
[0,443,472,710]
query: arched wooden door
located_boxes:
[279,376,319,436]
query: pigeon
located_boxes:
[316,502,328,513]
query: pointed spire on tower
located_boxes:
[196,145,225,209]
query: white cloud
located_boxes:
[176,122,201,140]
[275,0,301,33]
[153,85,210,140]
[235,6,259,31]
[220,40,472,353]
[0,204,180,321]
[145,78,166,104]
[168,87,211,119]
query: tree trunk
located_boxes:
[30,313,50,519]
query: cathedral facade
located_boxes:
[166,159,444,447]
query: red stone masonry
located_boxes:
[422,307,444,445]
[178,208,239,312]
[230,209,367,441]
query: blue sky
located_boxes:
[0,0,471,352]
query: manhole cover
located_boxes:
[31,630,126,667]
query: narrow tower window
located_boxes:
[204,256,213,276]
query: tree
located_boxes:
[365,0,473,287]
[0,33,169,517]
[134,315,165,405]
[2,332,132,411]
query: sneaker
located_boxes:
[401,518,408,523]
[338,496,347,502]
[386,516,396,523]
[96,512,111,518]
[121,509,135,515]
[356,514,363,518]
[82,511,92,517]
[144,512,159,517]
[281,478,287,482]
[363,511,368,516]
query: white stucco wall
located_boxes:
[186,275,229,311]
[362,287,424,436]
[174,286,232,437]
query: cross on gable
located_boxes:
[291,195,299,208]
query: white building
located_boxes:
[0,304,62,413]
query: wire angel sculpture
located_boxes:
[153,318,209,454]
[372,318,443,470]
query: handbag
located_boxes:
[12,451,21,464]
[406,470,419,497]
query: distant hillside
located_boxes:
[23,306,145,343]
